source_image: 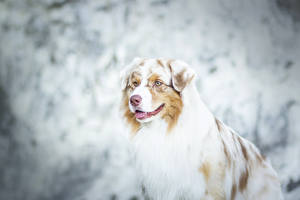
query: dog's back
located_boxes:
[211,119,282,200]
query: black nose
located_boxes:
[130,95,142,106]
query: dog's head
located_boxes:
[121,58,195,134]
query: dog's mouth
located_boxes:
[135,104,165,120]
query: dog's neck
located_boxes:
[177,83,215,135]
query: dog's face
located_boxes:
[121,58,195,134]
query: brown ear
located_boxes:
[168,60,196,92]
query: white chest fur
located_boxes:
[132,121,208,200]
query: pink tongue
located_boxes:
[135,112,147,119]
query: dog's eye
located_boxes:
[133,81,139,87]
[154,80,162,86]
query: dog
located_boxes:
[120,58,282,200]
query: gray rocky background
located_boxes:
[0,0,300,199]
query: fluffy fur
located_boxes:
[120,58,283,200]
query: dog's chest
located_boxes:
[132,125,205,198]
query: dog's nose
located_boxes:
[130,95,142,106]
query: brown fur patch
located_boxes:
[217,119,231,168]
[173,69,187,91]
[139,60,145,66]
[147,73,183,132]
[121,91,140,135]
[199,162,211,182]
[131,71,141,82]
[169,61,195,92]
[176,70,194,91]
[231,183,237,200]
[237,137,249,162]
[147,73,162,85]
[161,94,183,132]
[215,118,223,132]
[126,71,142,89]
[230,131,240,153]
[221,138,231,168]
[239,169,249,191]
[167,59,174,71]
[209,168,226,199]
[157,59,164,67]
[200,161,226,200]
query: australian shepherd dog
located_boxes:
[120,58,282,200]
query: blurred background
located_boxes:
[0,0,300,199]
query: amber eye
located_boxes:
[133,81,139,87]
[154,80,162,86]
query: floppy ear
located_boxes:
[120,57,144,90]
[168,60,196,92]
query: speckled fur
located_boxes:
[120,58,283,200]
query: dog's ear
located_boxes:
[120,57,143,90]
[168,60,195,92]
